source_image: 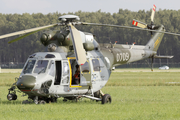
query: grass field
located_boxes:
[1,69,180,119]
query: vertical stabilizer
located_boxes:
[145,25,165,51]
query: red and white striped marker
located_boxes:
[151,4,156,22]
[132,20,138,26]
[153,5,156,11]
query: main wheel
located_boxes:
[39,100,46,104]
[101,94,111,104]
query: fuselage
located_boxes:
[16,25,165,98]
[17,51,111,98]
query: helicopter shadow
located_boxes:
[0,99,100,105]
[0,100,26,105]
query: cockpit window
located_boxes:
[92,59,100,71]
[33,60,49,74]
[23,60,36,74]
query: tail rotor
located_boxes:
[132,4,157,35]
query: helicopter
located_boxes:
[1,5,180,104]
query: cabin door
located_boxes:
[68,57,91,89]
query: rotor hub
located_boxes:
[58,15,80,24]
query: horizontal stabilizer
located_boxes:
[154,55,173,59]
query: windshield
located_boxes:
[33,60,49,74]
[23,60,36,74]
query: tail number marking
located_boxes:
[117,53,129,62]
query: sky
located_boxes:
[0,0,180,15]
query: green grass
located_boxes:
[0,73,20,86]
[1,71,180,119]
[107,72,180,86]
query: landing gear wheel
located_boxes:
[101,94,111,104]
[39,100,46,104]
[51,97,57,103]
[7,93,17,101]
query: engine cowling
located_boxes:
[83,42,94,51]
[40,29,70,46]
[40,30,57,46]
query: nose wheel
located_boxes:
[7,78,19,101]
[7,92,17,101]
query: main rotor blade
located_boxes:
[68,24,86,65]
[151,5,156,22]
[0,23,58,41]
[132,19,147,29]
[82,22,180,36]
[8,31,38,44]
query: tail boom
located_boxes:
[145,25,165,51]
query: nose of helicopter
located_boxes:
[16,76,36,91]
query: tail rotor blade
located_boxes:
[151,5,156,23]
[132,19,147,29]
[68,24,86,65]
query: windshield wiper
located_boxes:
[23,70,27,74]
[38,68,45,74]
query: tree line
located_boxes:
[0,9,180,64]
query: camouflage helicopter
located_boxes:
[1,5,179,104]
